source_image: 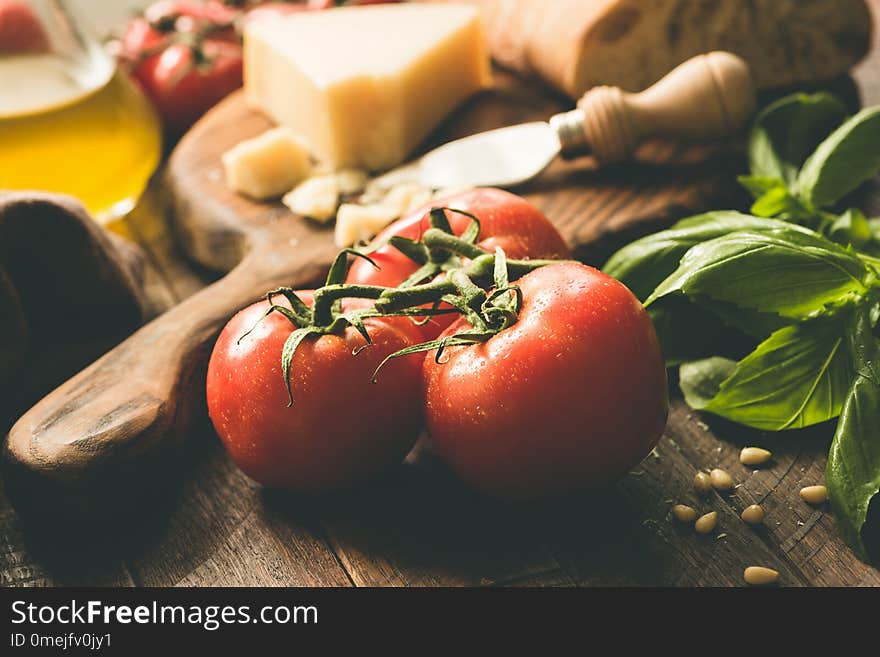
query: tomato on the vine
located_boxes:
[346,188,570,338]
[128,39,243,134]
[422,262,668,500]
[206,292,424,493]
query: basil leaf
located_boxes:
[669,211,755,230]
[738,175,786,201]
[603,213,792,301]
[827,308,880,561]
[871,218,880,241]
[797,106,880,208]
[696,297,791,339]
[679,357,738,410]
[748,92,848,185]
[702,313,854,430]
[829,208,872,249]
[646,229,869,319]
[749,186,798,218]
[648,296,758,366]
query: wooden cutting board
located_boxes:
[169,72,746,274]
[4,70,746,519]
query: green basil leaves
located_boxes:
[746,92,848,185]
[604,213,797,301]
[827,309,880,561]
[797,107,880,208]
[603,91,880,561]
[645,229,869,319]
[702,314,854,430]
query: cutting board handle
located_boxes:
[552,51,756,162]
[2,226,332,512]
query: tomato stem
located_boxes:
[422,228,486,261]
[311,284,387,326]
[376,254,565,312]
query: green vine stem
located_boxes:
[311,284,387,326]
[372,247,528,381]
[421,228,486,260]
[243,208,572,405]
[376,253,567,313]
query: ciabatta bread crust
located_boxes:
[465,0,872,97]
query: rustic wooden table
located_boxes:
[3,6,880,587]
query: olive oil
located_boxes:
[0,60,162,222]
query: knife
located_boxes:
[372,51,756,190]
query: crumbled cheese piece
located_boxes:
[335,203,400,247]
[283,174,339,223]
[379,183,434,217]
[222,127,313,200]
[282,169,368,222]
[334,169,368,196]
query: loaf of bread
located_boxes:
[459,0,873,97]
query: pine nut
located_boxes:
[799,485,828,504]
[671,504,697,523]
[693,471,712,495]
[744,566,779,586]
[694,511,717,534]
[741,504,765,525]
[710,468,734,491]
[739,447,772,466]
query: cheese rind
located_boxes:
[244,4,491,171]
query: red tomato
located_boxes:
[206,293,424,493]
[307,0,401,7]
[121,17,166,56]
[145,1,239,29]
[347,188,570,337]
[423,262,668,500]
[0,0,48,54]
[130,40,243,134]
[122,1,242,133]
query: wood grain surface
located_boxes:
[3,3,880,586]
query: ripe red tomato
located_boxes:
[122,1,242,134]
[423,262,668,500]
[0,0,48,54]
[346,188,570,337]
[131,40,243,134]
[206,293,424,493]
[145,1,239,30]
[307,0,401,7]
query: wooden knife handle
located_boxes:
[2,227,331,517]
[552,52,756,162]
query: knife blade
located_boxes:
[371,122,563,190]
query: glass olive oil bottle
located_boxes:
[0,1,161,223]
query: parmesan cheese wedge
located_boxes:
[244,4,491,171]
